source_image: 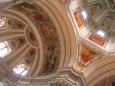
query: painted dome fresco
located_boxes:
[0,0,78,85]
[0,2,62,77]
[0,0,115,86]
[0,0,75,80]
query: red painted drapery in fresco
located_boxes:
[89,34,105,46]
[74,10,84,28]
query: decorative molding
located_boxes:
[59,0,71,10]
[0,66,87,86]
[59,0,71,5]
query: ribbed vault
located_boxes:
[0,0,115,86]
[0,0,78,80]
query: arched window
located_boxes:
[0,17,6,28]
[13,64,30,76]
[0,81,3,86]
[0,41,11,58]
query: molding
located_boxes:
[0,66,87,86]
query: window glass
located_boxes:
[0,81,3,86]
[21,70,28,76]
[97,30,105,37]
[0,42,6,49]
[13,64,29,76]
[0,41,11,58]
[0,48,8,57]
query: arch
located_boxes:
[83,55,115,86]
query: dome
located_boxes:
[0,2,62,77]
[0,0,77,80]
[0,0,115,86]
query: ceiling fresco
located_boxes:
[0,0,115,86]
[0,1,61,77]
[9,37,26,50]
[89,0,107,18]
[89,0,115,51]
[75,44,101,71]
[26,28,38,47]
[10,2,61,75]
[99,12,115,32]
[71,0,115,54]
[7,17,25,30]
[80,45,97,63]
[89,0,115,33]
[71,0,115,72]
